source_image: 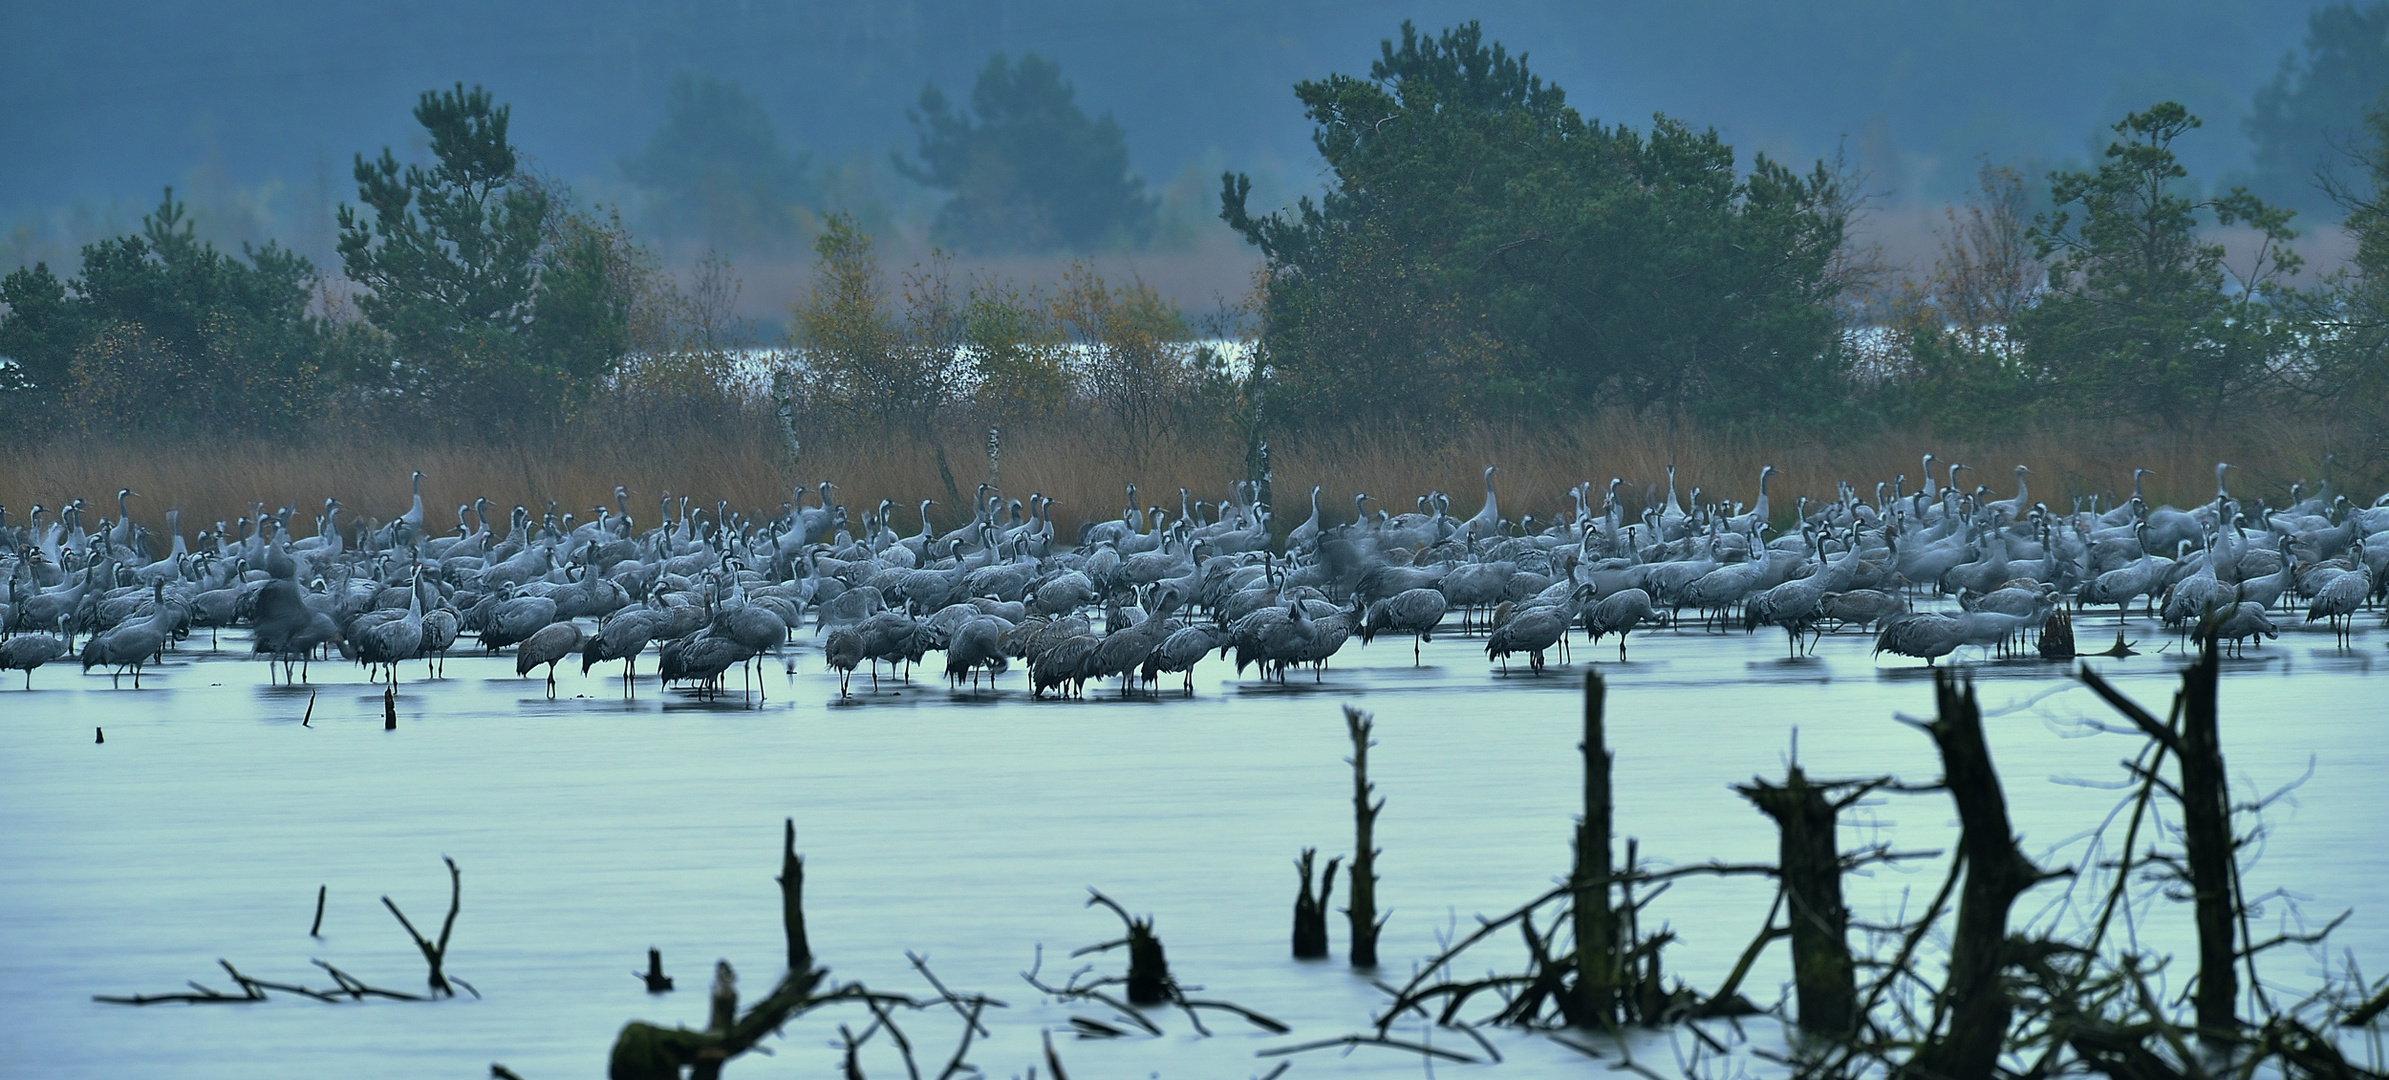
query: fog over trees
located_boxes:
[7,0,2387,279]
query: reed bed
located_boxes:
[1,406,2355,543]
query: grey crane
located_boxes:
[583,607,662,681]
[2,617,70,688]
[80,588,176,687]
[352,572,427,685]
[1359,587,1447,665]
[1583,588,1664,660]
[1485,603,1568,674]
[1145,624,1218,693]
[515,621,586,695]
[823,625,865,698]
[2305,565,2370,647]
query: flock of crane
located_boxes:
[2,458,2384,696]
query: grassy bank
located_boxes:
[1,407,2360,544]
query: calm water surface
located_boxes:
[1,616,2381,1078]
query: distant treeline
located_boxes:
[2,20,2388,483]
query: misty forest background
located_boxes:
[4,0,2389,533]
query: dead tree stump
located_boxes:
[1343,706,1386,969]
[1126,920,1169,1005]
[1291,848,1340,960]
[639,948,674,993]
[2040,608,2075,659]
[1910,672,2065,1080]
[1737,766,1855,1038]
[1085,891,1173,1005]
[2081,640,2241,1038]
[2176,644,2238,1036]
[1573,671,1617,1030]
[778,820,809,973]
[607,825,830,1080]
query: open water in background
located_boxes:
[1,615,2381,1078]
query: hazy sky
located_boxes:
[2,0,2331,220]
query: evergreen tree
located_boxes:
[1221,21,1851,429]
[622,74,813,252]
[337,83,631,425]
[2304,102,2389,476]
[0,188,337,436]
[900,53,1156,253]
[2021,103,2300,428]
[2246,2,2389,212]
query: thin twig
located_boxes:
[1255,1034,1481,1064]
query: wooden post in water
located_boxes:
[1343,706,1384,968]
[1573,671,1615,1029]
[383,687,396,730]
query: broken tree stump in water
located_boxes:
[1572,671,1616,1030]
[2080,639,2240,1039]
[2176,642,2239,1038]
[1909,671,2069,1080]
[778,819,809,973]
[1080,890,1172,1005]
[637,948,674,993]
[1343,705,1386,969]
[2040,607,2075,659]
[692,962,737,1080]
[1291,847,1340,960]
[1734,762,1881,1038]
[607,823,838,1080]
[608,964,827,1080]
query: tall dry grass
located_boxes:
[1,405,2363,544]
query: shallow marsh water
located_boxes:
[1,615,2382,1078]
